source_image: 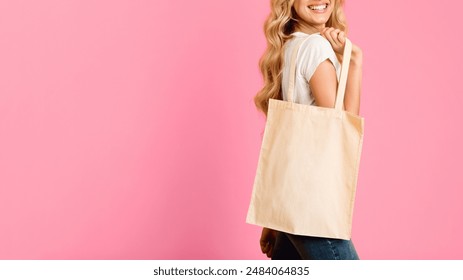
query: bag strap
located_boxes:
[287,34,353,111]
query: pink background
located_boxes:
[0,0,462,260]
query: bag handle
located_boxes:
[287,34,353,111]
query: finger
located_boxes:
[321,27,331,38]
[323,27,335,43]
[325,27,335,35]
[335,31,346,53]
[260,241,266,253]
[330,28,342,47]
[260,242,268,253]
[321,27,329,35]
[338,31,346,44]
[266,246,273,258]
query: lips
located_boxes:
[308,2,330,10]
[308,4,328,10]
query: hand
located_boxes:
[260,227,277,258]
[320,27,346,56]
[321,27,363,64]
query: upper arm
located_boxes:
[298,35,343,109]
[308,59,339,109]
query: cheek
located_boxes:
[296,0,308,11]
[294,5,306,17]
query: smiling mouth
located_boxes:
[308,4,329,11]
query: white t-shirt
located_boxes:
[281,31,341,105]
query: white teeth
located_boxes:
[309,4,328,10]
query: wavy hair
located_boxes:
[254,0,348,117]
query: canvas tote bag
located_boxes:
[246,36,364,240]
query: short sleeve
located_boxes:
[298,35,340,83]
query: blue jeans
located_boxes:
[271,231,360,260]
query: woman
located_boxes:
[254,0,363,260]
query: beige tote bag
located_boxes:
[246,36,364,240]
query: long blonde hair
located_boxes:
[254,0,348,117]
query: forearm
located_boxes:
[340,47,363,115]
